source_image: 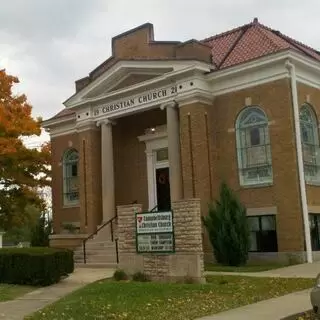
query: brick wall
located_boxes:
[211,79,304,252]
[51,133,80,234]
[179,79,306,260]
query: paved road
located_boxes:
[0,268,115,320]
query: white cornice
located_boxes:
[176,91,214,107]
[208,51,290,81]
[207,51,320,96]
[50,126,76,139]
[42,114,75,129]
[76,121,99,133]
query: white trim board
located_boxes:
[138,128,168,211]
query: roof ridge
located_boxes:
[273,30,320,60]
[254,24,285,51]
[217,25,249,68]
[255,21,320,57]
[201,21,253,43]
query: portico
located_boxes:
[65,53,213,228]
[94,93,204,223]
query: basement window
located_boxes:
[247,215,278,252]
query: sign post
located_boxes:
[135,210,175,253]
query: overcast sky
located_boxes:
[1,0,320,144]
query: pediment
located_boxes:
[84,69,169,99]
[110,73,161,92]
[64,60,184,108]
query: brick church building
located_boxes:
[43,18,320,264]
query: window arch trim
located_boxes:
[236,106,273,186]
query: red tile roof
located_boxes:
[203,18,320,69]
[45,108,75,123]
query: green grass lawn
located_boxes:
[26,276,314,320]
[0,284,34,302]
[204,262,291,272]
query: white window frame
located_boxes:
[300,104,320,184]
[62,149,80,206]
[236,106,273,187]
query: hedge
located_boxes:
[0,247,74,286]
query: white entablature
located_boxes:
[44,50,320,135]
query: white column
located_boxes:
[98,119,116,222]
[161,102,183,202]
[146,150,156,210]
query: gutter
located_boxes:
[285,59,313,263]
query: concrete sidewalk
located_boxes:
[197,289,312,320]
[200,261,320,320]
[206,260,320,279]
[0,268,115,320]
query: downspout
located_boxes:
[285,59,312,263]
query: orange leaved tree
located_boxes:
[0,69,51,231]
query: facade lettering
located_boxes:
[94,86,177,116]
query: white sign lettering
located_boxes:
[93,85,178,116]
[136,211,173,234]
[137,233,174,253]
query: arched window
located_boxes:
[236,107,273,186]
[63,149,79,205]
[300,104,320,183]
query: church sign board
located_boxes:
[135,210,175,253]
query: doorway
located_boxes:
[137,127,169,211]
[155,167,171,211]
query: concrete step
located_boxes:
[75,262,117,269]
[85,242,116,248]
[74,242,116,251]
[75,256,117,264]
[74,247,116,254]
[74,253,117,260]
[74,247,116,255]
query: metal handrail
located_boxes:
[82,215,117,264]
[150,205,158,212]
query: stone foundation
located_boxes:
[117,199,205,283]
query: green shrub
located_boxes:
[203,182,250,266]
[30,216,52,247]
[113,269,128,281]
[132,271,149,282]
[0,247,74,286]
